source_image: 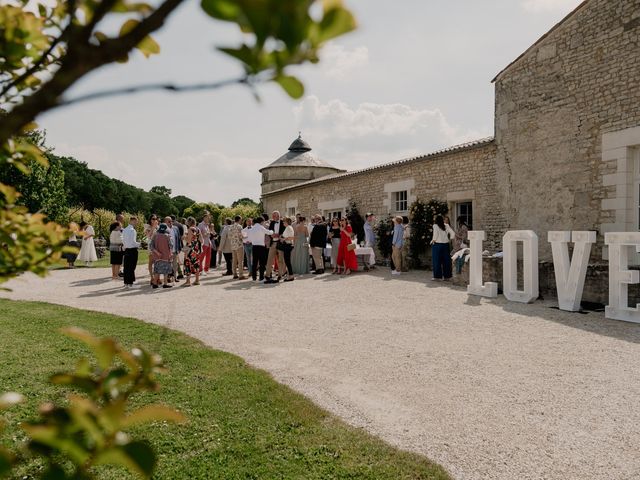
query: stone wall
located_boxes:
[262,141,506,251]
[494,0,640,261]
[260,166,344,194]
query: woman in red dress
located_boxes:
[336,217,358,275]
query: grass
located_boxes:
[0,299,450,479]
[52,249,149,270]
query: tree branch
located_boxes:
[0,0,184,147]
[59,77,250,106]
[0,0,78,100]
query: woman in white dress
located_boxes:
[78,221,98,266]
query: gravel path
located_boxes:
[2,267,640,480]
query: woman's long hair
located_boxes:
[434,215,445,231]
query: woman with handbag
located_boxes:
[149,223,173,289]
[279,217,296,282]
[336,217,357,275]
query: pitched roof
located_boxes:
[491,0,589,83]
[262,137,495,196]
[259,135,340,171]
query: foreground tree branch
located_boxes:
[0,0,184,146]
[60,77,250,107]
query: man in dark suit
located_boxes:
[264,210,286,283]
[309,214,327,274]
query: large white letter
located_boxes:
[467,231,498,298]
[503,230,539,303]
[548,231,595,312]
[605,232,640,323]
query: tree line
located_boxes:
[0,131,259,227]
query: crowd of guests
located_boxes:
[102,210,368,289]
[70,209,470,288]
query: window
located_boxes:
[325,210,342,220]
[287,207,296,217]
[456,201,473,230]
[394,191,408,212]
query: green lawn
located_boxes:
[52,249,149,270]
[0,300,450,480]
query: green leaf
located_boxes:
[50,374,98,395]
[96,441,156,478]
[0,448,13,476]
[121,404,186,427]
[200,0,241,21]
[41,464,69,480]
[137,34,160,58]
[317,6,357,44]
[274,75,304,99]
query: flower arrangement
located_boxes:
[409,199,448,267]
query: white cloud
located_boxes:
[293,95,488,170]
[521,0,583,13]
[318,43,369,79]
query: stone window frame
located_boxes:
[383,179,415,214]
[447,190,476,229]
[318,198,349,220]
[601,126,640,232]
[285,199,298,217]
[601,126,640,260]
[394,191,408,213]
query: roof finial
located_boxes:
[298,131,302,139]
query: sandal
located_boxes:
[193,281,200,286]
[182,283,191,287]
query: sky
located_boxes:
[38,0,585,206]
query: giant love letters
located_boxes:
[467,230,640,323]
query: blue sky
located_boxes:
[39,0,584,205]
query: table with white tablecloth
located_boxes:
[310,245,376,269]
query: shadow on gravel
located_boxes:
[70,277,113,287]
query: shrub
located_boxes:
[409,199,449,268]
[0,328,185,479]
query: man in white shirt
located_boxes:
[245,217,273,281]
[122,216,141,287]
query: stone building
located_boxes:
[260,0,640,300]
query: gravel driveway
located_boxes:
[2,267,640,480]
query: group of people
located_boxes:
[103,210,366,289]
[72,209,470,288]
[385,213,468,281]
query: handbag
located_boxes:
[347,243,356,252]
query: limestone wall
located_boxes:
[494,0,640,260]
[261,166,343,194]
[262,141,506,251]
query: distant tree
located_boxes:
[231,197,258,208]
[0,132,68,222]
[149,193,178,218]
[150,185,171,197]
[0,153,67,223]
[171,195,195,216]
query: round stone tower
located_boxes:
[260,135,344,195]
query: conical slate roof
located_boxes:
[260,135,337,171]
